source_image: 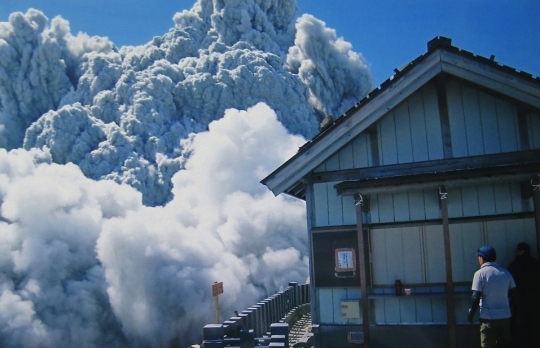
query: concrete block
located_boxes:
[270,334,286,342]
[270,322,289,336]
[269,343,286,347]
[239,329,255,348]
[201,340,223,348]
[203,324,223,341]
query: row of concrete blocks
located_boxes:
[202,322,290,348]
[201,283,310,347]
[233,283,308,338]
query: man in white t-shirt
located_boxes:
[468,245,517,348]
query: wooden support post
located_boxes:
[439,186,457,348]
[304,180,318,324]
[532,176,540,256]
[354,193,370,348]
[212,282,224,324]
[436,74,453,159]
[214,295,220,324]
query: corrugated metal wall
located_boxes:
[316,217,537,325]
[312,181,532,228]
[314,79,540,173]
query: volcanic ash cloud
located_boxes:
[1,104,309,347]
[1,0,372,206]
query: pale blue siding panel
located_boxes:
[402,227,424,283]
[449,223,467,282]
[485,220,512,268]
[342,195,356,225]
[455,298,471,324]
[313,183,329,227]
[416,297,434,323]
[432,298,447,323]
[424,190,441,219]
[408,89,430,162]
[400,297,417,323]
[450,222,483,282]
[370,194,380,224]
[493,183,513,214]
[461,186,480,217]
[446,80,468,157]
[461,85,485,156]
[393,192,410,222]
[461,222,484,281]
[496,99,519,152]
[478,184,496,216]
[505,218,529,253]
[339,143,354,170]
[374,299,387,324]
[422,85,444,160]
[371,229,389,285]
[318,289,334,323]
[384,298,401,324]
[328,183,344,226]
[510,182,525,213]
[424,225,446,283]
[325,152,340,171]
[527,112,540,149]
[448,187,464,218]
[379,112,398,165]
[347,288,361,300]
[478,92,501,154]
[378,193,395,223]
[313,162,326,173]
[352,133,371,168]
[409,191,426,221]
[385,228,405,282]
[394,102,414,164]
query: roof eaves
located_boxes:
[262,36,540,197]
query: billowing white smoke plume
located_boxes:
[1,0,372,206]
[1,104,309,347]
[0,0,373,346]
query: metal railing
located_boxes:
[201,282,311,348]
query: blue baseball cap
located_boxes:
[477,245,496,260]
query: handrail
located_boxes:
[201,282,311,347]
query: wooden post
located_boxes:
[532,176,540,256]
[354,193,370,348]
[214,295,219,324]
[439,186,457,348]
[212,282,223,324]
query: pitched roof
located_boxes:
[261,36,540,200]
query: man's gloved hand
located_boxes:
[468,290,481,324]
[467,309,474,324]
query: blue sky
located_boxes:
[1,0,539,86]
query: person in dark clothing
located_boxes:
[508,242,540,347]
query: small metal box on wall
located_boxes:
[341,300,361,319]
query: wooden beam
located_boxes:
[354,193,370,348]
[436,74,453,159]
[313,149,540,184]
[439,186,457,348]
[304,180,319,324]
[338,172,538,196]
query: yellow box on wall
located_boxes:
[341,300,360,319]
